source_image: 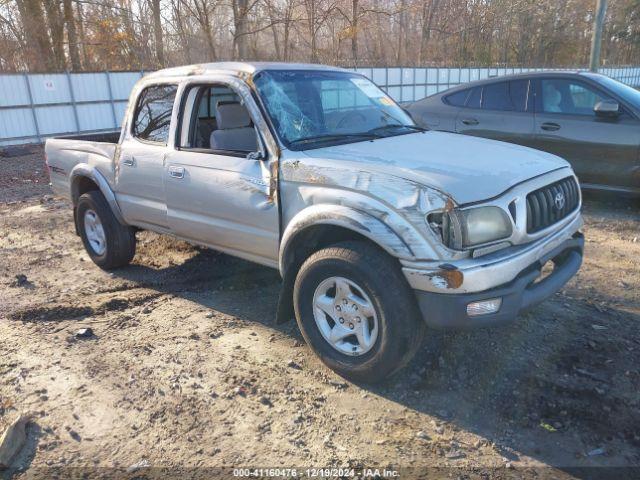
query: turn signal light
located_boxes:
[467,298,502,317]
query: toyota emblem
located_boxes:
[554,191,566,210]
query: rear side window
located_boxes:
[466,87,481,108]
[444,89,469,107]
[133,85,178,143]
[482,82,512,111]
[509,80,528,111]
[481,81,528,112]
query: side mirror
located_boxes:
[594,99,620,118]
[246,151,265,161]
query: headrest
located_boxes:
[216,101,252,129]
[544,84,561,106]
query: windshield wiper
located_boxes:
[367,124,428,135]
[289,132,381,147]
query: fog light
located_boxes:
[467,298,502,317]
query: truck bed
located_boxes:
[45,131,120,201]
[52,131,121,144]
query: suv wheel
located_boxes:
[76,190,136,270]
[293,241,425,383]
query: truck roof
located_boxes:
[146,62,350,79]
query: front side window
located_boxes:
[253,70,418,150]
[179,85,258,154]
[133,84,177,143]
[541,79,610,115]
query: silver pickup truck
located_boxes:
[45,62,584,382]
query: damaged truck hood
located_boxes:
[299,131,570,205]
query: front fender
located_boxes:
[70,164,126,225]
[278,204,413,274]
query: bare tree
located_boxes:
[63,0,81,69]
[150,0,165,66]
[1,0,639,72]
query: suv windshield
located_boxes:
[253,70,420,150]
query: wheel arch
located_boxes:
[70,164,126,225]
[279,205,413,277]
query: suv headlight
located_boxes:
[427,206,512,250]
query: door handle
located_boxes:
[168,166,185,179]
[461,118,479,126]
[540,122,561,132]
[122,156,135,166]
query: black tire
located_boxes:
[76,190,136,270]
[293,241,425,383]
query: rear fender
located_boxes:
[70,164,126,225]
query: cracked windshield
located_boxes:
[253,70,421,150]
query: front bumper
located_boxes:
[410,226,584,329]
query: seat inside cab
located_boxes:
[191,86,257,152]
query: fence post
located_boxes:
[412,68,416,102]
[384,67,389,95]
[105,71,118,129]
[66,71,81,133]
[23,73,41,144]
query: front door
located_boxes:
[163,81,279,267]
[116,83,178,230]
[533,77,640,190]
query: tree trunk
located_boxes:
[351,0,358,66]
[267,1,281,60]
[306,0,317,62]
[74,0,87,66]
[173,1,193,64]
[15,0,55,70]
[43,0,66,69]
[63,0,81,70]
[234,0,250,59]
[203,23,217,61]
[419,0,440,65]
[150,0,165,67]
[396,0,407,64]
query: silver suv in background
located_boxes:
[45,62,584,382]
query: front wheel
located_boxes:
[293,241,425,383]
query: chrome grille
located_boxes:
[526,176,579,233]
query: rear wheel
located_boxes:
[293,241,425,383]
[76,191,136,270]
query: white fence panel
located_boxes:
[1,66,639,146]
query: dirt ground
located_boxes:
[1,147,639,479]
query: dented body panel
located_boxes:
[45,62,585,329]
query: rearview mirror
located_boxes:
[594,99,620,118]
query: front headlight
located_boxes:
[427,206,512,249]
[460,206,512,247]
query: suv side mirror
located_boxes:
[594,99,620,118]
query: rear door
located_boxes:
[163,79,279,267]
[533,77,640,189]
[455,79,536,149]
[116,83,178,230]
